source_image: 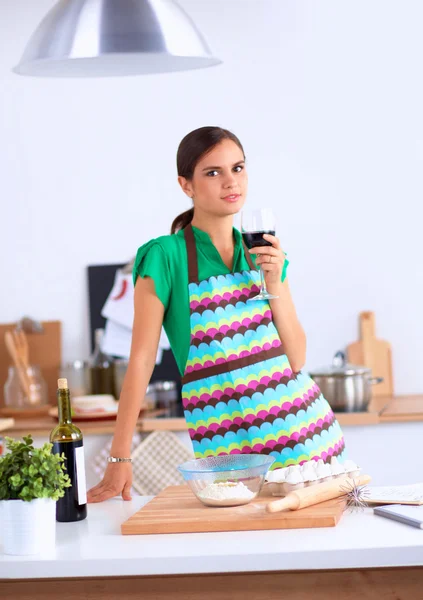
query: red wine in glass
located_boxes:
[242,230,275,250]
[241,209,278,301]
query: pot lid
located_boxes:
[309,351,371,377]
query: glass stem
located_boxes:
[260,267,267,294]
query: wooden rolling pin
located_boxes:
[266,474,371,513]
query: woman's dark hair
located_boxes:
[171,126,245,234]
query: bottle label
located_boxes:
[75,445,87,505]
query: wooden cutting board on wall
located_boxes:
[121,485,346,535]
[347,312,393,397]
[0,321,61,407]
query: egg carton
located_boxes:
[265,458,361,496]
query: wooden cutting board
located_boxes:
[121,485,346,535]
[347,311,393,397]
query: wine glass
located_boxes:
[241,208,279,301]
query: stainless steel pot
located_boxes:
[309,351,383,412]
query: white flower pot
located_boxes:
[0,497,56,555]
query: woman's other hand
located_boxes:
[87,462,133,503]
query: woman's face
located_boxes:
[179,139,248,217]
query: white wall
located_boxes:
[1,0,421,393]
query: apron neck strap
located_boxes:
[184,224,257,283]
[184,224,199,283]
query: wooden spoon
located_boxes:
[12,329,41,405]
[13,330,29,367]
[4,331,31,399]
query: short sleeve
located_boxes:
[281,257,289,283]
[132,240,171,311]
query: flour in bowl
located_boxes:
[197,481,255,506]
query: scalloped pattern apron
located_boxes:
[181,225,346,469]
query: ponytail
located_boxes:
[171,207,194,234]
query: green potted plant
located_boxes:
[0,435,71,555]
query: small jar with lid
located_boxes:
[4,365,48,410]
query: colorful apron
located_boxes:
[181,225,346,469]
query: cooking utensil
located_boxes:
[309,351,383,412]
[9,330,42,406]
[13,330,29,366]
[4,331,31,398]
[178,454,275,507]
[12,330,39,403]
[347,311,393,397]
[121,484,345,534]
[267,473,371,513]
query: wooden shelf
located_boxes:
[380,394,423,422]
[333,395,390,426]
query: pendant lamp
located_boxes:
[13,0,221,77]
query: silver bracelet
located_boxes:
[108,456,132,463]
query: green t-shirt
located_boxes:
[133,226,289,376]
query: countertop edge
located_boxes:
[2,395,423,436]
[1,546,423,579]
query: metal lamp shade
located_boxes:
[13,0,221,77]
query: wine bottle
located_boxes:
[50,378,87,522]
[89,328,115,396]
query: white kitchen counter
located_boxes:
[1,494,423,580]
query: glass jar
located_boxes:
[144,384,157,411]
[4,365,48,410]
[60,360,91,398]
[113,359,129,399]
[154,381,178,416]
[89,329,115,396]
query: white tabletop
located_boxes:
[1,496,423,579]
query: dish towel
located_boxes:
[131,431,194,496]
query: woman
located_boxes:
[87,126,346,503]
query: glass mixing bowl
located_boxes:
[178,454,275,507]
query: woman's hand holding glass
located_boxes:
[248,233,287,295]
